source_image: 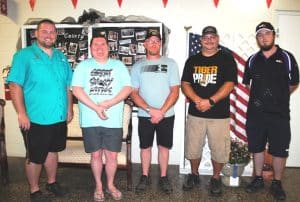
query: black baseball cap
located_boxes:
[202,26,218,36]
[255,22,275,35]
[145,29,161,40]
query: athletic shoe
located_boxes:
[182,173,200,191]
[159,176,172,194]
[245,176,264,193]
[135,175,151,193]
[45,182,66,197]
[30,191,52,202]
[209,177,222,196]
[270,180,286,201]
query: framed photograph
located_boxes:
[129,44,137,55]
[136,30,146,41]
[122,56,133,65]
[78,51,88,61]
[137,42,146,54]
[67,54,76,63]
[68,42,78,55]
[109,41,118,51]
[119,46,129,55]
[78,40,88,50]
[108,31,118,41]
[121,28,134,38]
[119,39,131,45]
[109,52,119,60]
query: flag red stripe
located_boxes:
[230,125,248,142]
[232,52,246,66]
[236,83,249,95]
[230,94,248,108]
[231,51,248,142]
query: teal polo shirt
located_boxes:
[7,42,73,125]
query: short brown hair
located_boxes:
[37,19,56,31]
[90,36,108,46]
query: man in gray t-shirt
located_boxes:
[131,29,180,194]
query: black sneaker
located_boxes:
[245,176,264,193]
[270,180,286,201]
[30,191,52,202]
[209,177,222,196]
[135,175,151,193]
[182,173,200,191]
[159,176,172,194]
[45,182,66,197]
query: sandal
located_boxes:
[94,190,105,202]
[106,188,122,201]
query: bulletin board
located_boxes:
[22,22,163,72]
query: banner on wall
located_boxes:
[24,0,273,10]
[0,0,7,16]
[188,32,249,142]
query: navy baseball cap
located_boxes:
[202,26,218,36]
[255,22,275,35]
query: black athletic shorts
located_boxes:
[138,116,174,149]
[22,121,67,164]
[246,113,291,157]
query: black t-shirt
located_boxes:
[181,50,237,118]
[243,45,299,119]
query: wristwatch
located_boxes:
[209,98,215,107]
[145,107,151,113]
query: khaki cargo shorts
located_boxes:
[184,114,230,163]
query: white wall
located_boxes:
[1,0,300,165]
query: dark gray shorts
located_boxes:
[82,126,122,153]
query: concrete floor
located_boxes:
[1,157,300,202]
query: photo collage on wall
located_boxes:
[92,26,161,73]
[25,27,89,69]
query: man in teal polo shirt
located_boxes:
[7,19,73,202]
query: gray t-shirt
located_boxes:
[131,56,180,117]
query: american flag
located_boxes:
[188,33,249,142]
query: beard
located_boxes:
[37,38,55,49]
[259,38,275,51]
[147,50,160,56]
[39,41,55,49]
[260,44,273,51]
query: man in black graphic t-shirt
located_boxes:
[181,26,237,196]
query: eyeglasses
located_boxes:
[147,39,161,44]
[201,35,217,41]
